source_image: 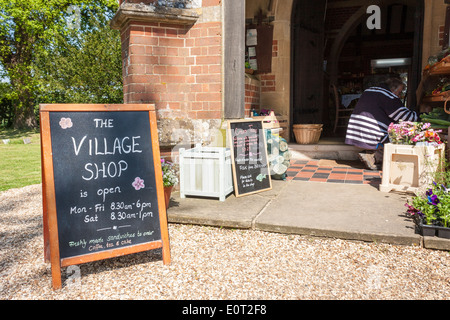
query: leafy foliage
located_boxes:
[0,82,13,127]
[34,16,123,105]
[161,159,179,187]
[406,182,450,228]
[0,0,121,128]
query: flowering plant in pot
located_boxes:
[388,121,443,145]
[405,182,450,238]
[161,158,178,187]
[161,158,178,209]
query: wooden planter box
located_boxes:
[379,143,446,194]
[179,144,233,201]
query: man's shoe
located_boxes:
[358,152,377,170]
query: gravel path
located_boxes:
[1,184,450,300]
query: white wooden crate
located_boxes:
[379,143,445,194]
[179,144,233,201]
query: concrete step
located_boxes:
[289,139,361,161]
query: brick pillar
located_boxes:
[111,0,224,147]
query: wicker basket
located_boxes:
[293,124,323,144]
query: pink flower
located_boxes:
[422,123,431,130]
[132,177,145,190]
[59,117,73,129]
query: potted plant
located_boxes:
[388,121,443,146]
[406,182,450,239]
[161,158,179,210]
[380,121,446,193]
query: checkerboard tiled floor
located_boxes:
[286,160,382,186]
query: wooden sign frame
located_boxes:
[227,119,272,197]
[40,104,170,290]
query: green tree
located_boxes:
[0,0,119,128]
[0,81,13,127]
[34,10,123,105]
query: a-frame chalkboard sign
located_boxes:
[40,104,170,290]
[228,119,272,197]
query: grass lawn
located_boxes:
[0,128,41,192]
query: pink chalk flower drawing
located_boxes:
[132,177,145,191]
[59,117,73,129]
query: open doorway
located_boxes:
[291,0,326,127]
[291,0,424,142]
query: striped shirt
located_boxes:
[345,85,418,150]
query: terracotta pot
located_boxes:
[164,186,173,210]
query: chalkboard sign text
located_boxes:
[40,104,170,290]
[228,120,272,197]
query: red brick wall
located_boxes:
[245,38,278,115]
[120,1,223,121]
[245,78,260,117]
[439,25,445,47]
[259,40,277,94]
[260,74,275,93]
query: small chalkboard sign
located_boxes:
[228,120,272,197]
[40,104,170,290]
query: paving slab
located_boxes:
[254,181,422,247]
[167,179,450,250]
[167,180,286,228]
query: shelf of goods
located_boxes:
[420,55,450,158]
[421,55,450,109]
[424,55,450,77]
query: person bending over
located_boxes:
[345,77,418,170]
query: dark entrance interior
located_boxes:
[291,0,424,141]
[291,0,326,127]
